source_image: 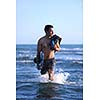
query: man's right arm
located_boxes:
[37,39,42,60]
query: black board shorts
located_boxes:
[41,58,56,75]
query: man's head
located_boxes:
[44,25,54,36]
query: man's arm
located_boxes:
[54,42,60,51]
[37,39,42,59]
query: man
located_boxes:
[36,25,61,81]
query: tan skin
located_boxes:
[37,28,60,81]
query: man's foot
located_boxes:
[49,78,54,81]
[49,76,54,81]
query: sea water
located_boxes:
[16,44,83,100]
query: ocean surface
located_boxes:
[16,44,83,100]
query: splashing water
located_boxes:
[38,68,70,84]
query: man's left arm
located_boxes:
[54,42,60,51]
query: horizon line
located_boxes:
[16,43,83,45]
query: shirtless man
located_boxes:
[36,25,60,81]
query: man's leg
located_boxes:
[48,69,54,81]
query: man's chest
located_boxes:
[42,39,50,49]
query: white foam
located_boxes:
[38,71,70,84]
[18,50,30,53]
[61,48,83,51]
[72,60,83,64]
[16,60,33,63]
[56,55,83,61]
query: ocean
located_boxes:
[16,44,83,100]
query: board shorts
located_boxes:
[40,58,56,75]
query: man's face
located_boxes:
[46,28,54,36]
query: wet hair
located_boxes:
[44,25,53,33]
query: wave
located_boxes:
[56,55,83,61]
[17,50,30,53]
[16,59,83,64]
[75,52,83,55]
[16,69,82,86]
[16,57,83,64]
[16,54,30,57]
[16,60,33,63]
[72,60,83,64]
[61,48,83,51]
[16,54,35,60]
[26,68,70,84]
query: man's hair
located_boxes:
[44,25,53,32]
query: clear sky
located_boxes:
[16,0,83,44]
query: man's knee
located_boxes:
[48,69,51,73]
[48,69,53,74]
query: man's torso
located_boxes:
[39,36,55,60]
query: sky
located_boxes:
[16,0,83,44]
